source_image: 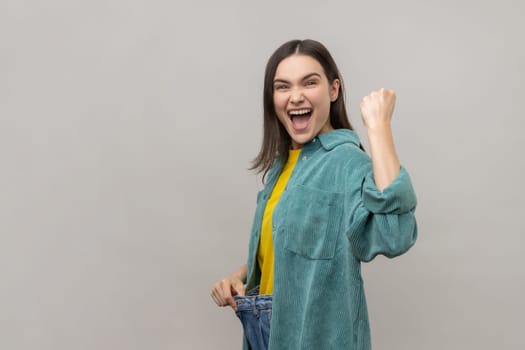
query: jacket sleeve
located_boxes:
[345,163,418,262]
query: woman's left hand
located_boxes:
[359,88,396,130]
[359,88,400,191]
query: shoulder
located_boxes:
[318,131,372,188]
[318,130,370,167]
[317,129,360,151]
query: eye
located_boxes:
[305,80,317,86]
[274,84,289,91]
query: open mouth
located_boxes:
[288,108,312,131]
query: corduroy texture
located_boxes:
[244,129,418,350]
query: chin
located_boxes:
[290,133,313,148]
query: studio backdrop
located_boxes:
[2,0,524,349]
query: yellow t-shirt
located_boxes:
[257,149,301,295]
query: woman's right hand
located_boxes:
[211,264,247,311]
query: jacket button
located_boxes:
[302,156,307,161]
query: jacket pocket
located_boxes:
[281,185,343,260]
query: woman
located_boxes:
[211,39,417,350]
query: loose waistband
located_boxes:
[234,285,272,311]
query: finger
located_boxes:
[238,284,246,297]
[211,289,221,306]
[225,289,239,311]
[228,297,237,311]
[232,282,246,297]
[225,293,237,311]
[359,98,366,110]
[215,280,231,306]
[220,280,236,310]
[223,285,237,311]
[211,286,225,306]
[220,279,233,299]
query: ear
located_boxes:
[330,79,340,102]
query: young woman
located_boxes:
[211,39,417,350]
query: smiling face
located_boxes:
[273,54,340,149]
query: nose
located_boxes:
[290,88,305,105]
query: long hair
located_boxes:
[251,39,360,181]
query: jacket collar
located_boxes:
[310,129,361,151]
[267,129,361,183]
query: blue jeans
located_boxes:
[234,286,272,350]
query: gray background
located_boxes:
[2,0,524,349]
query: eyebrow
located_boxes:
[273,72,322,84]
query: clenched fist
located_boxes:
[359,88,396,130]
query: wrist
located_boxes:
[229,265,247,282]
[366,124,393,141]
[231,274,244,282]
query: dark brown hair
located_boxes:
[251,39,360,180]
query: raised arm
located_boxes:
[360,88,400,191]
[345,88,417,262]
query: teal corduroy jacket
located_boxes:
[244,129,418,350]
